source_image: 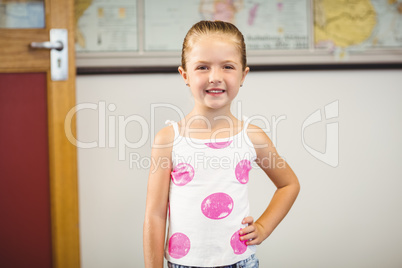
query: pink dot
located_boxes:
[205,140,232,149]
[168,232,191,259]
[171,163,194,186]
[235,159,251,184]
[230,229,247,255]
[201,192,233,220]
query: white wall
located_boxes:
[76,69,402,268]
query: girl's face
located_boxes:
[179,35,249,111]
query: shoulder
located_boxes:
[245,123,278,160]
[153,125,175,148]
[246,123,274,149]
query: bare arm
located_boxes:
[240,125,300,244]
[143,127,174,268]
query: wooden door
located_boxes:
[0,0,80,268]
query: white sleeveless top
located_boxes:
[164,117,257,267]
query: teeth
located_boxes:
[207,90,224,93]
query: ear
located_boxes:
[178,66,189,85]
[240,67,250,86]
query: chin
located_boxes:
[206,102,229,110]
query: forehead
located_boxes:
[187,34,241,63]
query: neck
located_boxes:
[185,104,239,130]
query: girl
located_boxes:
[144,20,300,268]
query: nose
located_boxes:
[209,68,222,84]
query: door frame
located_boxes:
[0,0,80,267]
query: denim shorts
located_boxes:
[167,254,259,268]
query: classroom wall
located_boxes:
[75,69,402,268]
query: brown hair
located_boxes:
[181,20,247,71]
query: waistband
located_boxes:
[167,254,257,268]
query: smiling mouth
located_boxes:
[206,89,225,93]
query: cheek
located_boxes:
[190,75,207,87]
[228,88,240,97]
[189,86,205,98]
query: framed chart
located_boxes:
[75,0,402,72]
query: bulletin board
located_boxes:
[75,0,402,73]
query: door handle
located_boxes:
[30,41,64,51]
[30,29,68,81]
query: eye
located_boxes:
[224,65,235,70]
[196,66,208,70]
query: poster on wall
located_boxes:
[75,0,402,68]
[144,0,309,51]
[314,0,402,59]
[75,0,138,52]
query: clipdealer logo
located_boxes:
[301,100,339,167]
[64,100,339,168]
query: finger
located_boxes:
[239,232,257,242]
[245,237,260,246]
[239,225,255,235]
[242,216,254,225]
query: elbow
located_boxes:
[143,209,168,229]
[295,178,301,192]
[293,176,301,195]
[282,177,300,198]
[292,178,301,201]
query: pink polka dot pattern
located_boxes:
[201,192,233,220]
[168,232,191,259]
[235,159,251,184]
[171,163,194,186]
[205,140,233,149]
[230,229,247,255]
